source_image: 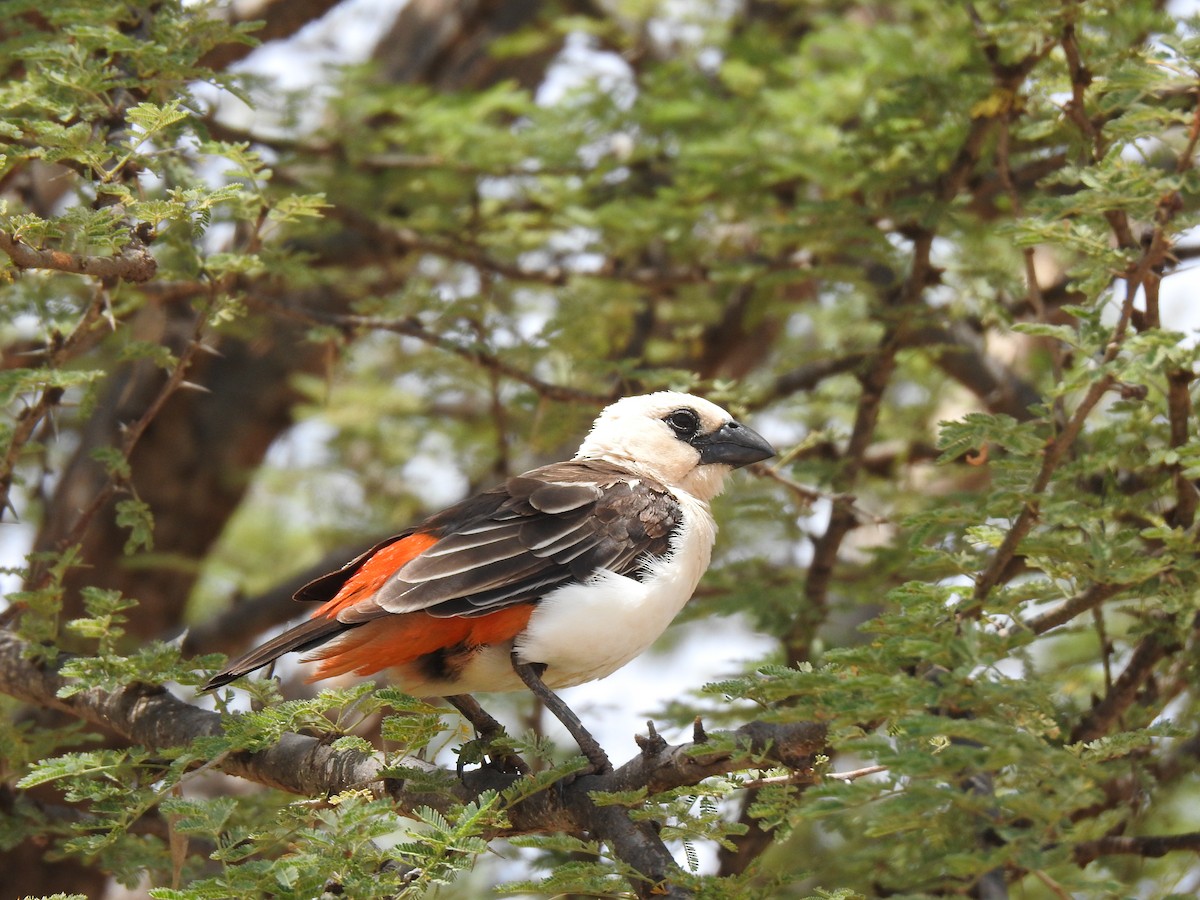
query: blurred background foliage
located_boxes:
[4,0,1200,896]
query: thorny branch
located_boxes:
[969,363,1119,609]
[968,41,1200,614]
[0,287,112,521]
[0,230,158,283]
[1070,625,1178,744]
[263,300,614,406]
[22,296,217,593]
[0,628,826,900]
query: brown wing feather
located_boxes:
[204,459,681,689]
[342,459,681,621]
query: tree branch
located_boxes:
[1070,626,1177,744]
[0,230,157,282]
[0,629,441,803]
[261,301,615,406]
[1019,582,1130,635]
[1073,831,1200,866]
[199,0,346,71]
[0,628,826,897]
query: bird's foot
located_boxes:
[575,735,613,775]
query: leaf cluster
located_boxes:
[6,0,1200,897]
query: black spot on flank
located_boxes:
[417,644,468,682]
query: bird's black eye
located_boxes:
[664,408,701,439]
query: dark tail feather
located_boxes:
[201,616,348,691]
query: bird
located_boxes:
[203,391,776,772]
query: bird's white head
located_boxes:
[574,391,776,500]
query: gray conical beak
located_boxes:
[695,420,776,468]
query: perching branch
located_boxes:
[0,628,826,898]
[0,629,445,804]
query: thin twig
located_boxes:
[731,762,884,794]
[748,462,858,509]
[1030,869,1073,900]
[0,286,111,520]
[826,764,889,782]
[30,294,217,588]
[261,301,614,406]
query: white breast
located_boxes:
[431,489,716,694]
[520,489,715,688]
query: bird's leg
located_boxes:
[446,694,505,741]
[511,652,612,774]
[446,694,528,775]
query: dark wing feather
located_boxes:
[205,460,681,690]
[342,459,681,622]
[203,616,345,690]
[289,490,518,605]
[293,534,413,604]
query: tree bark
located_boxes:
[0,629,826,898]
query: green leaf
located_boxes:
[125,100,189,137]
[114,498,155,554]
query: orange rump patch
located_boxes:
[313,532,440,620]
[307,604,535,680]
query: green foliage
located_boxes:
[218,683,381,751]
[5,0,1200,897]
